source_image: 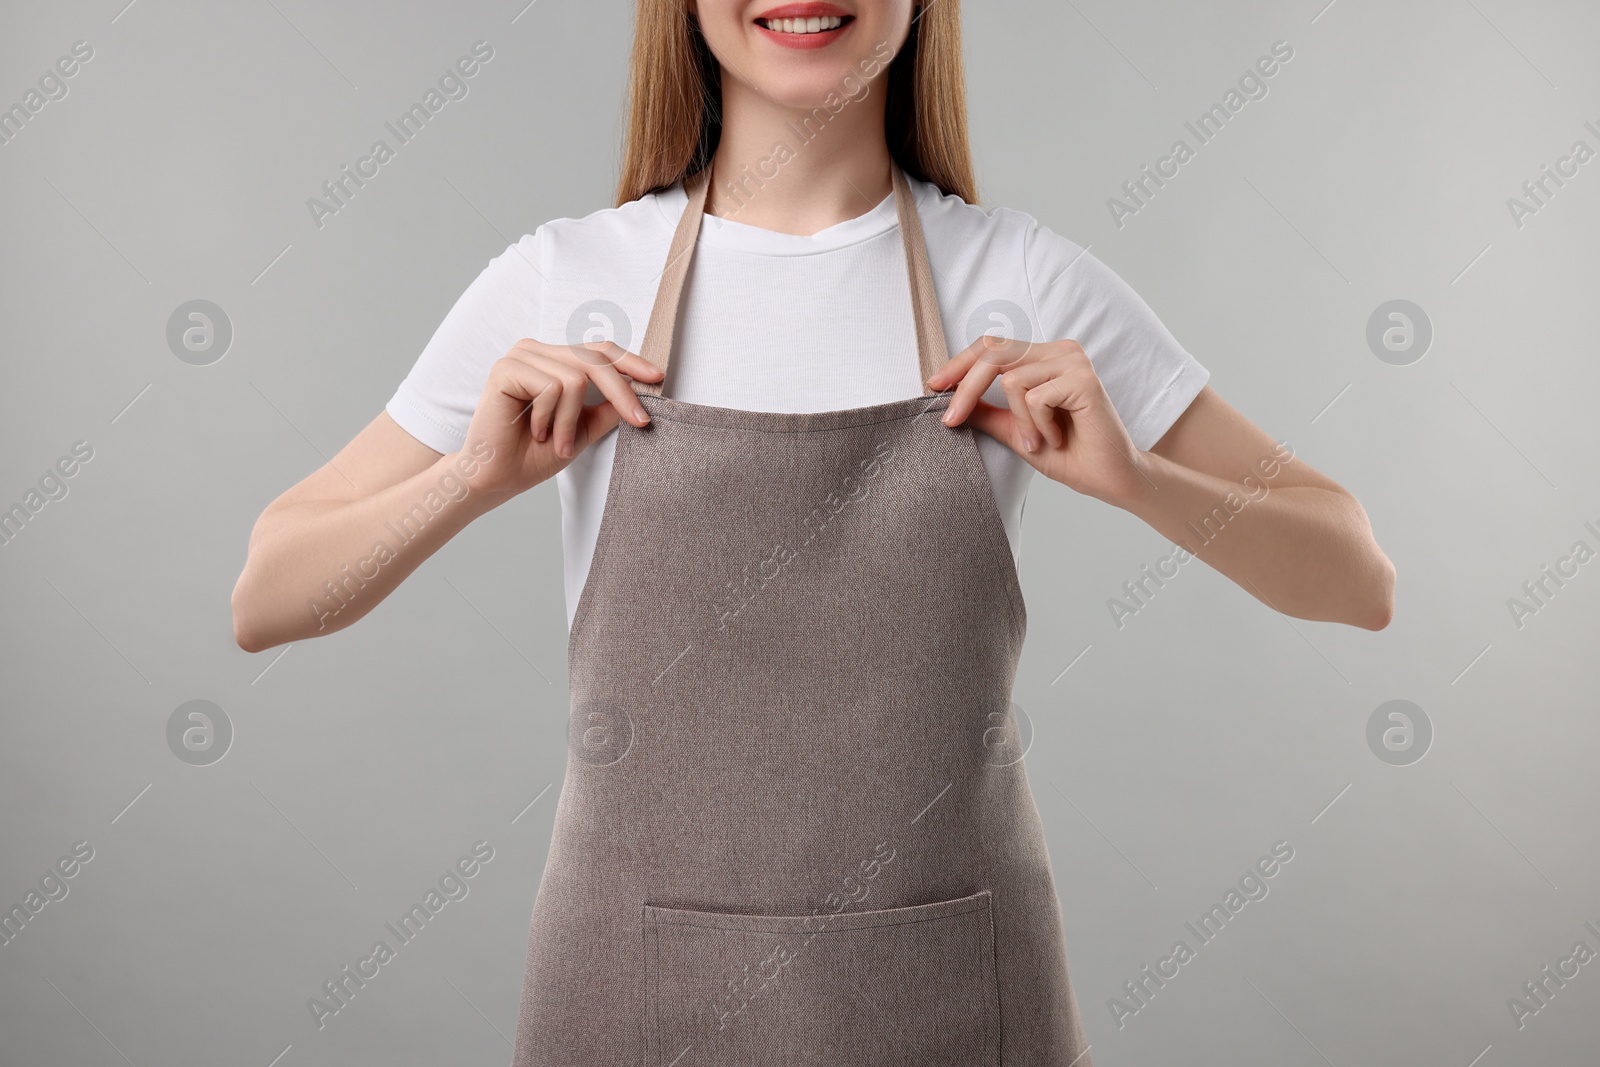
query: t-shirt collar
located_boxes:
[652,177,906,256]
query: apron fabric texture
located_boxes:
[512,164,1093,1066]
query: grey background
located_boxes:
[2,0,1597,1064]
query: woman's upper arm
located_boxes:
[266,411,444,513]
[1148,384,1345,494]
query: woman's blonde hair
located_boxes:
[614,0,976,206]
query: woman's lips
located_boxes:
[754,14,854,50]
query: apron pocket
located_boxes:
[642,888,1000,1066]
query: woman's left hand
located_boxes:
[928,335,1150,507]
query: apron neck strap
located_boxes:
[634,162,949,397]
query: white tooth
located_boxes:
[765,15,845,35]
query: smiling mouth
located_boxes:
[754,15,854,35]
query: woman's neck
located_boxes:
[705,77,896,235]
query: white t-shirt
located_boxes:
[385,173,1210,630]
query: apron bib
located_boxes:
[512,164,1093,1066]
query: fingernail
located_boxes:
[633,406,648,423]
[1023,436,1036,453]
[941,411,955,425]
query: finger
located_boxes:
[996,361,1061,452]
[1025,376,1078,449]
[527,375,562,443]
[924,341,986,391]
[573,399,623,453]
[964,398,1021,452]
[934,340,998,428]
[942,337,1018,427]
[485,357,554,437]
[574,340,665,383]
[997,360,1071,448]
[928,332,1033,389]
[553,343,653,427]
[549,365,589,458]
[524,355,587,458]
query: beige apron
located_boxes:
[512,163,1092,1066]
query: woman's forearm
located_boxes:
[1113,450,1396,630]
[231,450,516,652]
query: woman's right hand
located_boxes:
[461,338,664,495]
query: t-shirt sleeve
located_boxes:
[384,229,547,454]
[1022,217,1209,452]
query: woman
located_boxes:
[233,2,1395,1063]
